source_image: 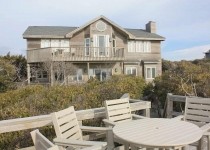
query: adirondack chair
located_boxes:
[30,129,104,150]
[30,129,59,150]
[103,96,146,150]
[51,106,114,150]
[103,96,146,127]
[173,97,210,150]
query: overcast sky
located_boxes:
[0,0,210,60]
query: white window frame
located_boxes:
[125,67,137,76]
[146,67,156,79]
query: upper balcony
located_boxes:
[27,46,125,63]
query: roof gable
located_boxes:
[66,15,135,38]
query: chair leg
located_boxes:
[198,137,203,150]
[107,129,114,150]
[208,135,210,150]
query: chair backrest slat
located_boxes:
[51,106,83,141]
[105,97,132,123]
[185,97,210,127]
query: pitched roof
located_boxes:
[124,28,164,40]
[23,26,77,38]
[23,16,165,40]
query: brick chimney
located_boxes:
[146,21,156,33]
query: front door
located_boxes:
[93,35,109,57]
[98,36,106,56]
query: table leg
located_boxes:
[124,143,129,150]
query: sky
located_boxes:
[0,0,210,61]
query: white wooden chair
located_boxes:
[51,106,114,150]
[30,129,59,150]
[103,96,146,150]
[103,96,146,127]
[173,97,210,150]
[30,129,104,150]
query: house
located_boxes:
[204,49,210,59]
[23,15,165,85]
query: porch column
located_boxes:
[87,62,90,79]
[121,62,124,74]
[63,62,67,85]
[27,64,30,84]
[50,62,54,86]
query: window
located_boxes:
[128,41,151,52]
[36,71,48,79]
[41,39,69,48]
[144,41,151,52]
[93,35,109,57]
[146,67,156,79]
[126,67,137,76]
[51,40,60,47]
[112,38,116,56]
[41,39,50,48]
[73,69,83,81]
[85,38,90,56]
[60,40,69,47]
[128,41,135,52]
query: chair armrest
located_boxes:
[171,115,184,120]
[53,137,107,147]
[103,119,116,127]
[80,125,112,133]
[132,114,148,120]
[200,123,210,133]
[82,145,103,150]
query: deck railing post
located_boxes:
[143,108,150,118]
[166,93,173,118]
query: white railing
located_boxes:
[0,94,151,134]
[27,47,125,63]
[163,93,186,118]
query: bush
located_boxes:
[0,75,146,149]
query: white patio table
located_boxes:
[113,118,202,150]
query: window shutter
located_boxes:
[105,35,109,56]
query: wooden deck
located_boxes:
[0,93,208,150]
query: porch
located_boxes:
[27,47,125,63]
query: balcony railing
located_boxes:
[27,46,125,63]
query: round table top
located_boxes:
[113,118,202,148]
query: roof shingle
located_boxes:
[23,26,164,40]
